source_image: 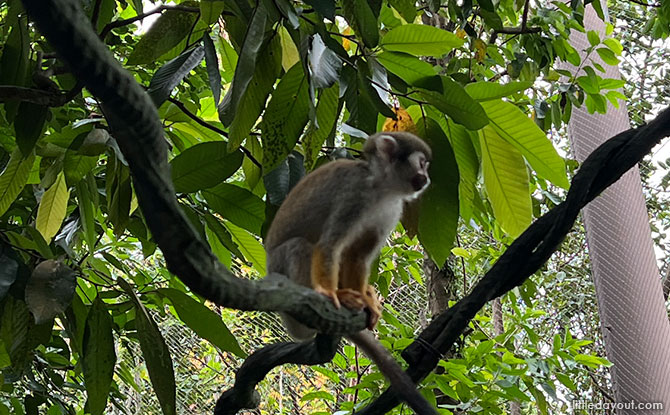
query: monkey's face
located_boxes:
[400,150,431,200]
[365,132,432,199]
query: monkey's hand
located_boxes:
[313,284,341,309]
[336,288,366,310]
[363,286,383,330]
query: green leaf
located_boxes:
[127,7,198,65]
[279,26,299,70]
[376,51,438,87]
[202,183,265,234]
[200,0,226,25]
[443,118,479,220]
[342,0,379,48]
[36,172,70,243]
[83,297,116,415]
[479,125,531,237]
[0,148,35,216]
[586,30,600,47]
[417,118,459,266]
[203,33,222,105]
[159,288,246,357]
[481,100,569,188]
[202,212,244,259]
[223,221,266,274]
[14,102,48,156]
[303,85,340,168]
[595,47,619,66]
[75,179,97,250]
[388,0,417,22]
[464,81,532,101]
[118,278,176,415]
[419,77,488,130]
[25,260,76,324]
[171,142,243,193]
[63,152,98,186]
[603,38,623,55]
[148,45,205,107]
[219,4,268,125]
[261,64,311,171]
[304,0,335,20]
[574,354,611,368]
[216,37,238,83]
[380,24,464,57]
[227,36,282,150]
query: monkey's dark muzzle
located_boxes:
[411,174,428,191]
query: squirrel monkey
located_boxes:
[265,132,434,414]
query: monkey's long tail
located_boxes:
[348,331,438,415]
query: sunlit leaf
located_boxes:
[36,172,70,243]
[479,126,531,237]
[380,24,464,57]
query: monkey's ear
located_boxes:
[375,134,398,160]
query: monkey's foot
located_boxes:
[336,289,365,310]
[314,285,341,309]
[363,286,383,330]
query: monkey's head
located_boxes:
[363,132,432,199]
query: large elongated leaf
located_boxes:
[419,77,488,130]
[202,212,244,259]
[417,118,460,266]
[219,4,268,125]
[36,172,70,243]
[262,64,310,171]
[227,36,282,151]
[202,183,265,234]
[376,51,438,86]
[118,278,176,415]
[479,126,532,237]
[82,297,116,415]
[442,118,479,221]
[303,85,340,168]
[14,102,48,156]
[170,142,243,193]
[380,24,464,57]
[224,221,266,274]
[127,7,198,65]
[75,179,97,251]
[464,81,532,101]
[342,0,379,48]
[203,33,222,105]
[159,288,246,358]
[148,45,205,107]
[0,149,35,216]
[481,100,569,188]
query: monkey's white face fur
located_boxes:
[373,134,432,200]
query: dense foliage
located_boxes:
[0,0,640,414]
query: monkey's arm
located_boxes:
[348,331,438,415]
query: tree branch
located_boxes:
[214,334,339,415]
[165,97,262,168]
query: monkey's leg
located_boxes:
[311,245,341,308]
[337,254,366,310]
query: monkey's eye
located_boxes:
[419,157,428,169]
